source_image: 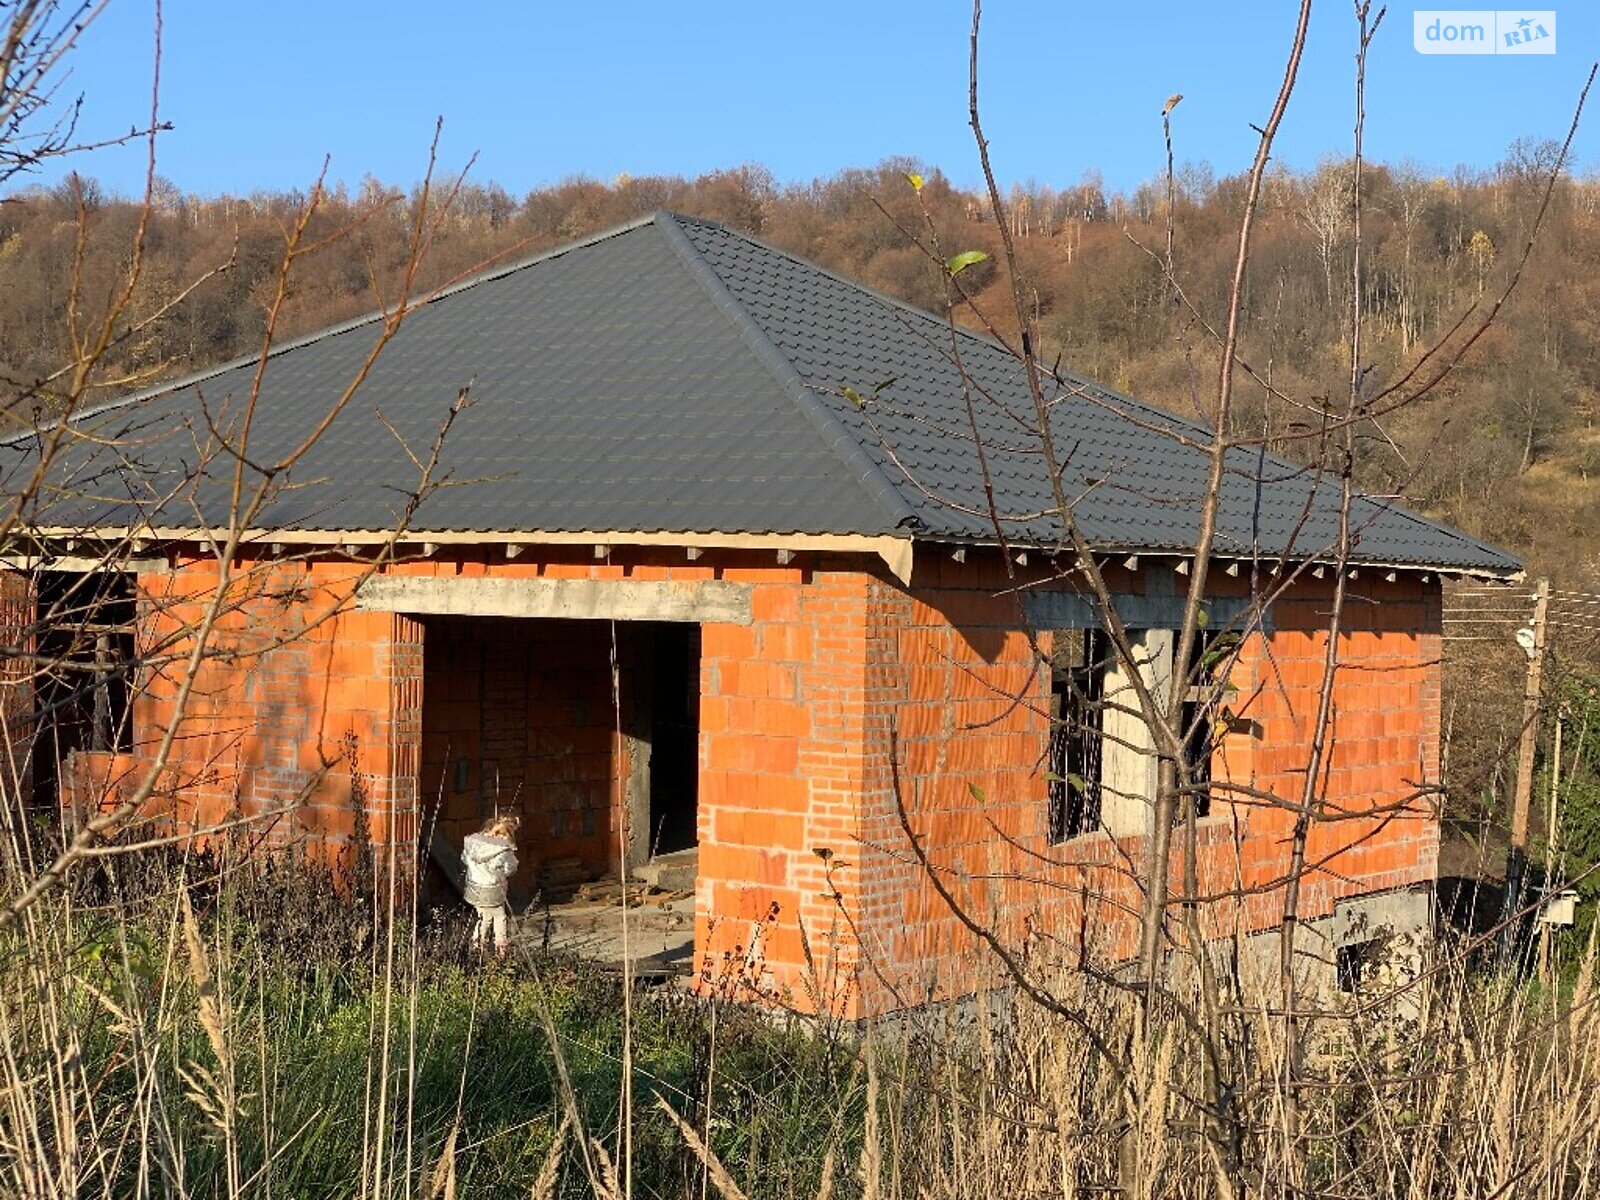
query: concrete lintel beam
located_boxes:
[0,555,168,574]
[356,576,754,624]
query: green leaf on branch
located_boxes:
[1042,770,1089,792]
[946,250,989,276]
[1200,631,1242,672]
[968,782,986,803]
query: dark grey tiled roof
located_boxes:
[7,210,1518,574]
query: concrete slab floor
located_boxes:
[512,895,696,976]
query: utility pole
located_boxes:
[1505,577,1550,958]
[1539,706,1565,982]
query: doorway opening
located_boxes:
[643,623,700,860]
[417,617,701,904]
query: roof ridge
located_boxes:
[668,212,1518,571]
[21,213,664,442]
[650,210,921,535]
[669,213,1244,450]
[665,213,1263,480]
[667,210,1023,363]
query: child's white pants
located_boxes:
[472,904,509,950]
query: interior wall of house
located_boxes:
[419,616,625,895]
[30,570,137,811]
[0,570,34,810]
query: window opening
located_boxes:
[1181,630,1237,821]
[32,570,136,808]
[1048,628,1107,842]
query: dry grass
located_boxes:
[890,951,1600,1199]
[3,835,1600,1198]
[0,837,859,1198]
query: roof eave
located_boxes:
[15,524,919,585]
[904,533,1521,581]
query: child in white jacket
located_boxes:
[462,814,520,957]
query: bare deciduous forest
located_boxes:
[7,152,1597,576]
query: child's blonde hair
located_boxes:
[481,813,520,840]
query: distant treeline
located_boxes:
[3,149,1598,579]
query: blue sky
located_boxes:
[23,2,1600,198]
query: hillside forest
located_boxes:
[2,153,1598,817]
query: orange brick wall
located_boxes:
[1235,576,1443,921]
[852,555,1443,1011]
[31,545,1443,1020]
[694,563,872,1010]
[115,555,424,859]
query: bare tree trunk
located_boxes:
[1275,7,1382,1171]
[1141,0,1315,1003]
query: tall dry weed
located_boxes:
[7,838,1600,1199]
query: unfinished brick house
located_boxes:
[6,211,1519,1017]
